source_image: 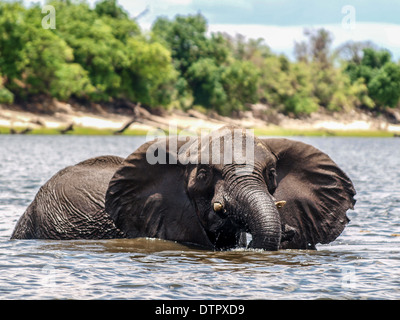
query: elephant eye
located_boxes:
[191,167,213,194]
[187,166,213,195]
[197,168,208,181]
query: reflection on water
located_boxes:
[1,136,400,299]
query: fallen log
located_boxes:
[59,123,74,134]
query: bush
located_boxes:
[345,48,400,109]
[285,94,319,115]
[368,62,400,108]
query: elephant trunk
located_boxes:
[244,189,281,250]
[225,169,282,251]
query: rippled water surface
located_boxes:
[1,135,400,299]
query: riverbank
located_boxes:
[1,101,400,137]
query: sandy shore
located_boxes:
[1,102,400,136]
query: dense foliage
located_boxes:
[0,0,399,116]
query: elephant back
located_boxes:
[11,155,125,239]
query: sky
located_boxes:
[31,0,400,60]
[114,0,400,60]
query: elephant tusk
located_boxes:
[275,200,286,209]
[213,202,224,213]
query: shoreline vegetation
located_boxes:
[1,1,400,137]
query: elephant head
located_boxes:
[105,126,356,250]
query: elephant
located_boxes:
[11,126,356,250]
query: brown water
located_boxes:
[1,135,400,299]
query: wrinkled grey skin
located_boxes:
[11,126,356,251]
[11,156,125,240]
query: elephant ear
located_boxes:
[261,138,356,249]
[105,136,212,248]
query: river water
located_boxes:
[0,135,399,300]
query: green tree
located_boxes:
[95,0,129,19]
[122,38,178,107]
[152,14,209,75]
[95,0,140,43]
[291,28,366,114]
[52,1,125,100]
[51,0,175,106]
[257,55,294,108]
[285,62,319,115]
[0,2,93,101]
[153,13,260,114]
[50,63,94,101]
[256,54,318,115]
[186,58,259,115]
[221,60,259,113]
[0,2,30,92]
[368,62,400,108]
[186,58,227,110]
[21,15,93,99]
[345,48,400,109]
